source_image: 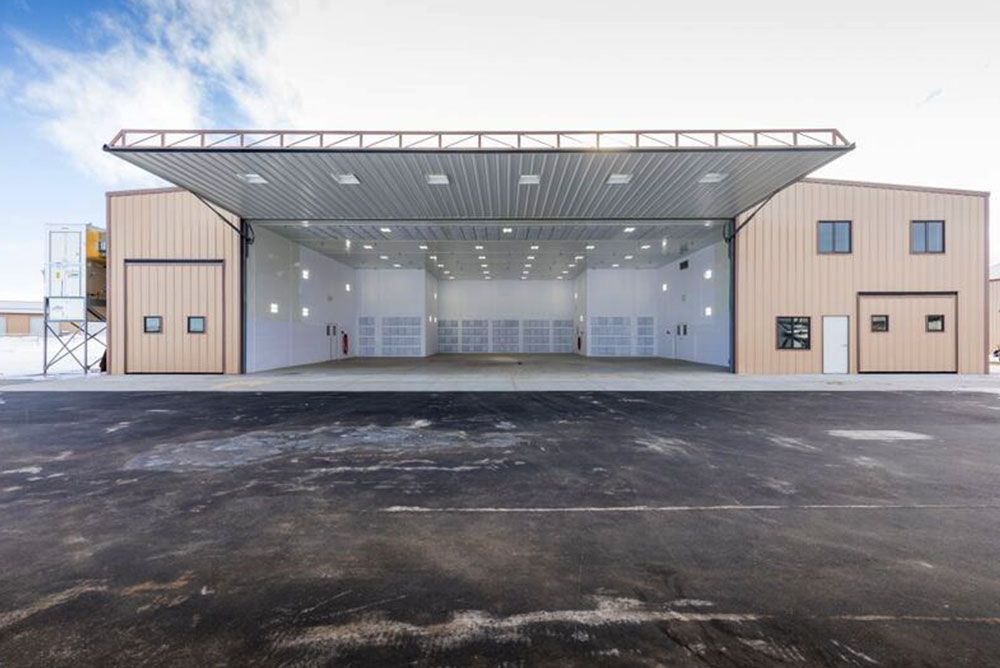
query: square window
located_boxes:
[818,221,851,254]
[143,316,162,334]
[926,314,945,332]
[187,316,206,334]
[871,314,889,332]
[776,316,811,350]
[911,221,945,254]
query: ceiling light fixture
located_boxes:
[502,227,513,234]
[585,245,596,250]
[530,245,539,250]
[379,255,389,260]
[393,263,401,268]
[426,174,449,185]
[363,244,373,250]
[237,172,267,184]
[624,255,633,260]
[380,227,392,234]
[475,245,484,250]
[518,174,541,185]
[526,255,535,260]
[332,173,360,185]
[419,244,428,250]
[478,255,486,260]
[699,172,728,184]
[640,244,651,250]
[612,263,620,268]
[606,173,632,185]
[623,227,635,234]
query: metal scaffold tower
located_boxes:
[43,224,107,374]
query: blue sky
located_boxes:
[1,0,998,301]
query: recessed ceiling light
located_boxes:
[556,276,564,280]
[704,306,713,316]
[475,245,484,250]
[301,220,310,227]
[522,270,529,274]
[443,270,451,274]
[379,255,389,260]
[393,263,401,268]
[623,227,636,234]
[585,244,596,250]
[524,263,532,268]
[640,244,651,250]
[301,269,310,280]
[419,244,428,250]
[237,172,267,184]
[624,255,634,260]
[345,239,351,250]
[269,302,279,313]
[426,174,449,185]
[332,173,360,185]
[574,255,584,260]
[380,227,392,234]
[481,264,488,268]
[485,276,492,280]
[437,263,445,268]
[429,255,437,260]
[699,172,728,184]
[363,244,373,249]
[606,173,632,185]
[478,255,486,260]
[302,307,310,317]
[518,174,541,185]
[521,276,527,280]
[530,245,539,250]
[448,276,455,280]
[526,255,535,260]
[662,283,668,292]
[704,269,713,280]
[561,270,569,274]
[568,263,575,268]
[612,263,620,268]
[502,227,513,234]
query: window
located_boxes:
[776,316,811,349]
[926,314,945,332]
[818,220,851,254]
[143,316,162,334]
[911,221,945,254]
[870,315,889,332]
[187,316,206,334]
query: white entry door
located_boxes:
[822,315,849,374]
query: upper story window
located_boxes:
[910,220,945,254]
[817,220,851,254]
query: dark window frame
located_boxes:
[910,220,945,254]
[187,315,207,334]
[870,314,889,333]
[143,315,163,334]
[776,316,811,350]
[817,220,852,254]
[926,314,946,332]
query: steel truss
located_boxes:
[107,128,851,152]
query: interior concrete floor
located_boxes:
[1,391,999,666]
[4,353,1000,393]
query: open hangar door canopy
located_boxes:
[104,129,854,373]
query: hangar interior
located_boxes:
[105,129,853,375]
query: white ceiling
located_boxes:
[261,220,725,280]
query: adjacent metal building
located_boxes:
[101,128,991,375]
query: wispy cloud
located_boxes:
[10,0,275,184]
[918,87,943,106]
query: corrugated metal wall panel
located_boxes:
[734,181,987,374]
[108,189,241,374]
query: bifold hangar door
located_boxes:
[857,293,957,373]
[124,261,224,373]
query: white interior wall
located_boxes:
[425,272,439,355]
[437,280,575,353]
[573,273,587,355]
[585,269,659,356]
[655,241,731,367]
[246,226,358,372]
[356,269,428,356]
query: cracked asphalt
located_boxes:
[1,391,999,666]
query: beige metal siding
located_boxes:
[0,313,34,335]
[990,280,1000,355]
[108,189,241,374]
[858,294,957,373]
[125,263,224,373]
[735,180,988,374]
